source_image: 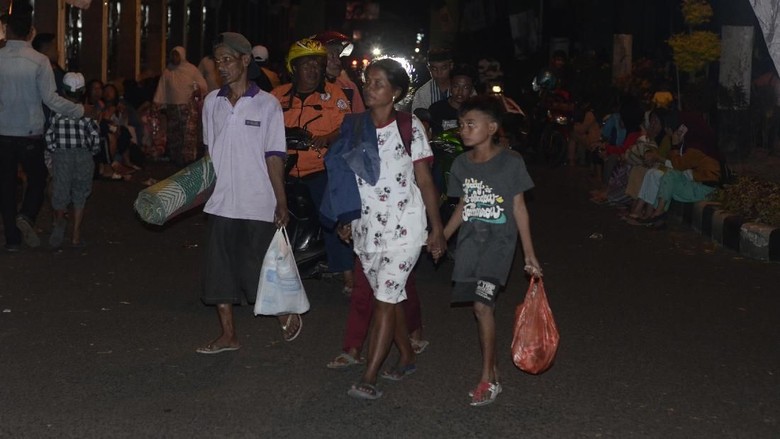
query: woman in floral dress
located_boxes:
[337,59,446,400]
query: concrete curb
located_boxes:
[668,200,780,262]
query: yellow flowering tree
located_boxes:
[668,0,721,76]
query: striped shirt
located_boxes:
[45,113,101,154]
[411,79,450,112]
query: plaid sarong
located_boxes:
[134,156,215,225]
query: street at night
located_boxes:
[1,163,778,438]
[3,0,780,437]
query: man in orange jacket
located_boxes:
[271,38,354,294]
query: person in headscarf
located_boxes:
[153,46,208,166]
[198,55,222,93]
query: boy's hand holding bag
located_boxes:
[511,277,559,374]
[253,228,310,316]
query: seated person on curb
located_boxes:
[628,138,720,226]
[567,100,602,166]
[622,108,678,220]
[589,95,625,180]
[589,95,644,202]
[270,38,354,296]
[605,107,671,207]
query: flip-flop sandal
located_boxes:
[196,344,240,354]
[625,218,650,226]
[619,212,640,221]
[469,381,502,406]
[380,363,417,381]
[469,381,502,397]
[636,212,667,224]
[410,339,430,354]
[326,352,365,369]
[281,314,303,342]
[347,382,383,400]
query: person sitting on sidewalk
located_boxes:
[589,95,644,204]
[45,72,102,249]
[629,140,720,226]
[607,108,671,207]
[621,109,677,220]
[567,99,602,167]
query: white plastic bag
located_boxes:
[253,228,310,316]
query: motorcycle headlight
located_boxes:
[554,115,569,125]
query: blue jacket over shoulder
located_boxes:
[320,111,379,229]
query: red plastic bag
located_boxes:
[511,277,559,374]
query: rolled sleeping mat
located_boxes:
[134,156,216,225]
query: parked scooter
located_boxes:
[284,128,327,278]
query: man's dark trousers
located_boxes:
[0,136,48,246]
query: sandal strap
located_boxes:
[472,381,492,399]
[471,381,499,401]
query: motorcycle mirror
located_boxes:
[339,43,354,58]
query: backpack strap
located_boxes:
[396,110,413,156]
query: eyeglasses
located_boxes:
[214,55,240,66]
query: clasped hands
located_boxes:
[337,224,447,263]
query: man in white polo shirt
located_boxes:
[196,32,293,354]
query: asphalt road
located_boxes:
[1,163,778,438]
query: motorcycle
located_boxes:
[284,127,327,279]
[528,72,573,167]
[537,108,571,166]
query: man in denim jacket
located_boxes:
[0,12,87,251]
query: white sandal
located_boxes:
[281,314,303,342]
[469,381,502,406]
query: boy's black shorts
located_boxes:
[201,215,276,305]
